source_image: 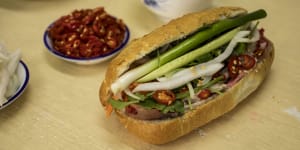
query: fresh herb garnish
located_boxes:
[108,98,139,110]
[138,98,166,110]
[139,98,184,114]
[162,100,184,114]
[175,75,225,100]
[196,75,225,92]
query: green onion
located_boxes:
[233,43,246,55]
[138,28,240,82]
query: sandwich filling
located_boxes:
[106,9,269,120]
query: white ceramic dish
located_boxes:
[142,0,212,22]
[0,61,30,110]
[43,24,130,65]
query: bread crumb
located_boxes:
[198,129,206,137]
[284,107,300,121]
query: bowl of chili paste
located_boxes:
[43,7,130,65]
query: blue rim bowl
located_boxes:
[0,61,30,110]
[43,24,130,65]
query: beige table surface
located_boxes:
[0,0,299,150]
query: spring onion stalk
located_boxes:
[138,28,240,82]
[111,9,267,94]
[233,43,246,55]
[141,28,260,83]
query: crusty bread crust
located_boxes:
[99,7,274,144]
[99,7,247,106]
[115,41,274,144]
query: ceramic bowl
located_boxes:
[43,25,130,65]
[0,61,30,110]
[142,0,212,22]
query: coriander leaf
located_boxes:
[138,99,166,110]
[108,98,139,110]
[175,92,189,99]
[133,92,153,101]
[162,100,184,114]
[138,99,184,114]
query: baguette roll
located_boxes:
[99,7,274,144]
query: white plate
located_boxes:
[0,61,30,110]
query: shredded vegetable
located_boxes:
[204,30,260,65]
[124,88,142,100]
[0,44,21,105]
[133,63,224,92]
[186,82,195,109]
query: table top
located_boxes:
[0,0,299,149]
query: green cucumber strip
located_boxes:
[138,28,240,82]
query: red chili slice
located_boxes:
[227,56,240,79]
[238,54,256,70]
[48,7,126,59]
[197,89,211,99]
[227,54,256,79]
[152,90,176,105]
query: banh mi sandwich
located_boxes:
[99,7,274,144]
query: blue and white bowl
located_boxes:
[142,0,212,22]
[0,61,30,110]
[43,24,130,65]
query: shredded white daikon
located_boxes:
[187,82,195,99]
[200,76,212,86]
[133,63,224,92]
[124,88,141,100]
[205,29,260,65]
[0,44,21,106]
